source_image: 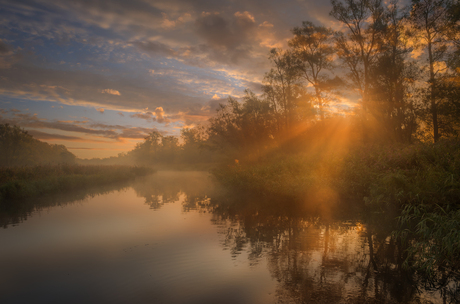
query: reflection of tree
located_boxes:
[132,171,215,210]
[8,170,450,302]
[203,192,425,303]
[0,181,130,228]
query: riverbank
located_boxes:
[0,165,154,202]
[212,138,460,281]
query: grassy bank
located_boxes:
[0,164,154,202]
[212,139,460,280]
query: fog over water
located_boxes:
[0,172,443,303]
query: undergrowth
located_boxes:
[213,138,460,282]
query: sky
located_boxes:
[0,0,340,159]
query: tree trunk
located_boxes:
[428,37,439,142]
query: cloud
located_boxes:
[153,107,170,124]
[0,63,206,116]
[0,109,157,141]
[119,127,158,139]
[96,108,105,113]
[234,11,255,23]
[0,40,10,54]
[101,89,121,95]
[160,12,193,29]
[131,111,154,121]
[259,21,274,28]
[27,130,85,141]
[0,111,118,138]
[194,11,256,51]
[0,0,341,150]
[134,40,178,57]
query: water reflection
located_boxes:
[0,171,451,303]
[132,171,216,211]
[203,203,420,303]
[0,181,131,228]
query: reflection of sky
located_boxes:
[0,0,339,158]
[1,171,438,303]
[0,172,278,303]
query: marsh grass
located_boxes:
[0,164,154,202]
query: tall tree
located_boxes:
[330,0,386,113]
[409,0,451,142]
[369,1,418,142]
[263,49,308,130]
[289,21,339,120]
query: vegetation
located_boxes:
[0,124,76,167]
[202,0,460,288]
[0,124,153,201]
[1,0,459,291]
[0,165,153,202]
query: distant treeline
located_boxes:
[0,124,76,167]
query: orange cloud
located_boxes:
[101,89,121,95]
[154,107,170,124]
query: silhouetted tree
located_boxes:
[207,90,277,156]
[289,21,340,119]
[263,49,310,130]
[369,1,418,142]
[330,0,386,111]
[409,0,452,142]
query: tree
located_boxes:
[289,21,339,119]
[330,0,386,113]
[207,90,277,156]
[369,1,418,142]
[409,0,451,142]
[0,124,76,166]
[180,127,210,164]
[130,131,162,165]
[263,49,309,130]
[446,0,460,69]
[159,135,179,163]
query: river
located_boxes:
[0,171,446,303]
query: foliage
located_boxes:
[289,21,339,119]
[213,137,460,284]
[263,49,311,130]
[397,204,460,280]
[128,128,215,169]
[0,124,76,167]
[409,0,452,142]
[207,91,278,158]
[0,164,153,202]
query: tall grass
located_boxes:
[0,164,154,202]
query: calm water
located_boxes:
[0,171,445,303]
